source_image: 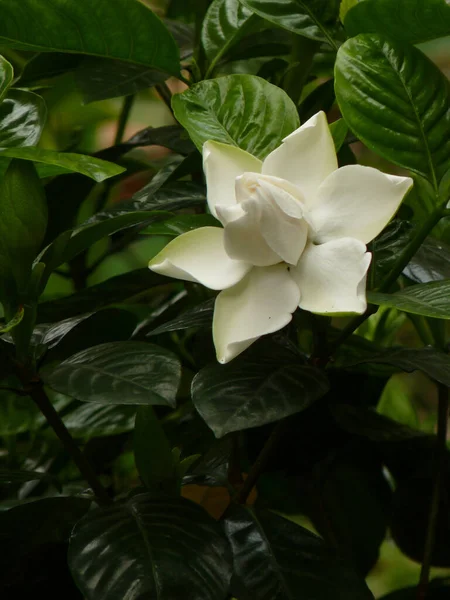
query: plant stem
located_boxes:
[417,383,449,600]
[114,94,135,146]
[15,365,111,505]
[156,82,174,117]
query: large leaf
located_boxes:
[202,0,258,76]
[0,0,180,75]
[0,55,13,102]
[0,147,124,182]
[224,505,374,599]
[192,338,329,437]
[42,341,181,407]
[344,0,450,44]
[404,237,450,284]
[368,281,450,320]
[335,34,450,187]
[0,89,46,148]
[68,493,232,600]
[172,74,299,159]
[63,402,137,438]
[239,0,340,46]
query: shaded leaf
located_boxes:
[63,402,137,439]
[149,298,215,336]
[0,89,46,148]
[371,220,415,286]
[368,281,450,320]
[142,214,220,236]
[0,468,58,487]
[0,54,13,101]
[404,237,450,284]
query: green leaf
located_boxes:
[172,74,299,159]
[149,298,215,336]
[68,493,232,600]
[329,118,348,152]
[141,214,220,236]
[0,468,59,488]
[368,281,450,320]
[0,55,13,102]
[239,0,340,46]
[404,237,450,284]
[339,0,358,23]
[0,305,24,333]
[42,342,181,407]
[134,406,176,492]
[202,0,259,77]
[224,505,374,599]
[63,402,137,439]
[192,338,329,437]
[335,34,450,187]
[0,89,47,148]
[344,0,450,44]
[0,0,180,76]
[0,160,47,304]
[19,52,82,84]
[372,220,415,286]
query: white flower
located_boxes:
[149,112,413,364]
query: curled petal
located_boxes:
[293,238,372,315]
[203,140,262,221]
[262,111,338,205]
[148,227,251,290]
[213,264,301,363]
[310,165,413,244]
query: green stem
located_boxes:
[114,95,135,146]
[156,82,174,118]
[408,314,435,347]
[417,383,449,600]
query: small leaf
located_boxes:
[172,74,299,159]
[141,214,220,236]
[149,298,215,336]
[0,305,24,333]
[0,89,47,148]
[192,338,329,437]
[0,54,13,102]
[329,118,348,152]
[0,0,180,75]
[368,281,450,320]
[345,0,450,44]
[42,342,181,407]
[372,220,415,286]
[68,493,232,600]
[335,34,450,187]
[404,237,450,284]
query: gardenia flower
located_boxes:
[149,112,412,364]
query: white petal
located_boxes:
[262,112,338,205]
[203,140,262,220]
[293,239,372,315]
[148,227,251,290]
[310,165,413,244]
[213,264,301,363]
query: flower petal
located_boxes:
[262,111,338,205]
[292,238,371,315]
[203,140,262,220]
[310,165,413,244]
[148,227,252,290]
[213,264,301,363]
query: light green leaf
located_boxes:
[329,118,348,151]
[0,55,13,102]
[0,89,46,148]
[368,281,450,319]
[345,0,450,44]
[172,74,299,159]
[335,34,450,188]
[0,0,180,75]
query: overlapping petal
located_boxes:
[262,112,338,205]
[203,140,262,220]
[213,264,301,363]
[310,165,413,244]
[149,227,252,290]
[292,238,371,315]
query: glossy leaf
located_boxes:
[329,118,348,152]
[63,403,136,438]
[0,0,180,75]
[372,220,415,286]
[0,89,46,148]
[42,341,181,406]
[404,237,450,284]
[224,505,374,599]
[172,74,299,159]
[68,493,232,600]
[149,298,215,336]
[202,0,258,76]
[368,281,450,320]
[192,339,329,437]
[0,55,13,102]
[335,34,450,186]
[239,0,340,46]
[345,0,450,44]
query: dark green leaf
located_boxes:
[0,468,58,486]
[0,89,46,148]
[42,341,181,406]
[68,493,232,600]
[299,78,336,122]
[63,402,137,438]
[0,147,124,182]
[368,281,450,320]
[224,505,374,599]
[192,338,329,437]
[371,220,415,286]
[134,406,176,491]
[404,237,450,283]
[172,74,299,159]
[239,0,340,46]
[202,0,259,76]
[149,298,215,336]
[345,0,450,44]
[335,34,450,187]
[329,118,348,152]
[0,54,13,101]
[224,27,290,62]
[165,19,194,61]
[142,214,220,236]
[0,0,180,75]
[20,52,82,84]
